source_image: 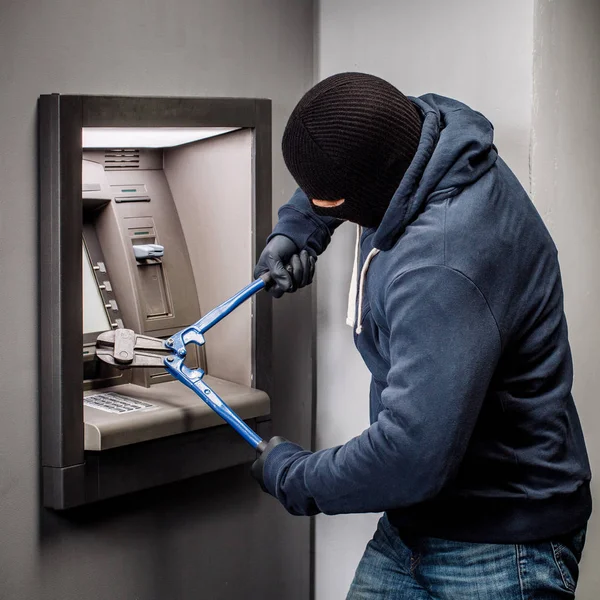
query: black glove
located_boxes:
[251,436,289,492]
[254,236,316,298]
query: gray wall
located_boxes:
[532,1,600,597]
[314,1,535,597]
[0,1,315,599]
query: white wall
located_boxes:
[0,2,315,599]
[315,1,535,597]
[531,2,600,597]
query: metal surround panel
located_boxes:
[39,94,273,509]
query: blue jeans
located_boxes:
[347,515,586,599]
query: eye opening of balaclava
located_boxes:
[282,72,423,229]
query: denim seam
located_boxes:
[516,544,527,600]
[551,541,575,593]
[379,518,412,575]
[408,553,421,579]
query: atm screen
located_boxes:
[82,242,111,334]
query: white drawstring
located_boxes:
[346,225,362,327]
[346,224,380,335]
[355,247,380,335]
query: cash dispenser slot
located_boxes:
[136,260,170,320]
[127,219,172,320]
[39,95,273,509]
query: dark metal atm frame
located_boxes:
[38,95,273,509]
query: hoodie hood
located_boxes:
[372,94,498,251]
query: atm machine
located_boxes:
[39,96,273,509]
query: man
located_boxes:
[252,72,591,598]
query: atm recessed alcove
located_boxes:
[39,95,273,510]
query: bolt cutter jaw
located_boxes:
[96,329,169,369]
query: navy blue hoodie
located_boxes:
[263,94,591,543]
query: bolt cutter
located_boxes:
[96,274,272,452]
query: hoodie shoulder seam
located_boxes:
[385,264,503,348]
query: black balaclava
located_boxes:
[282,72,423,229]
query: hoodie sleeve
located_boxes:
[269,188,343,256]
[262,265,502,516]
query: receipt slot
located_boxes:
[39,95,273,509]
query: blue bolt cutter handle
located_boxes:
[164,274,270,452]
[163,356,266,451]
[165,276,268,357]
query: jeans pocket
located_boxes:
[551,541,579,593]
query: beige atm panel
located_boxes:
[81,130,269,451]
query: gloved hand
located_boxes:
[254,235,316,298]
[251,436,289,492]
[251,435,320,516]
